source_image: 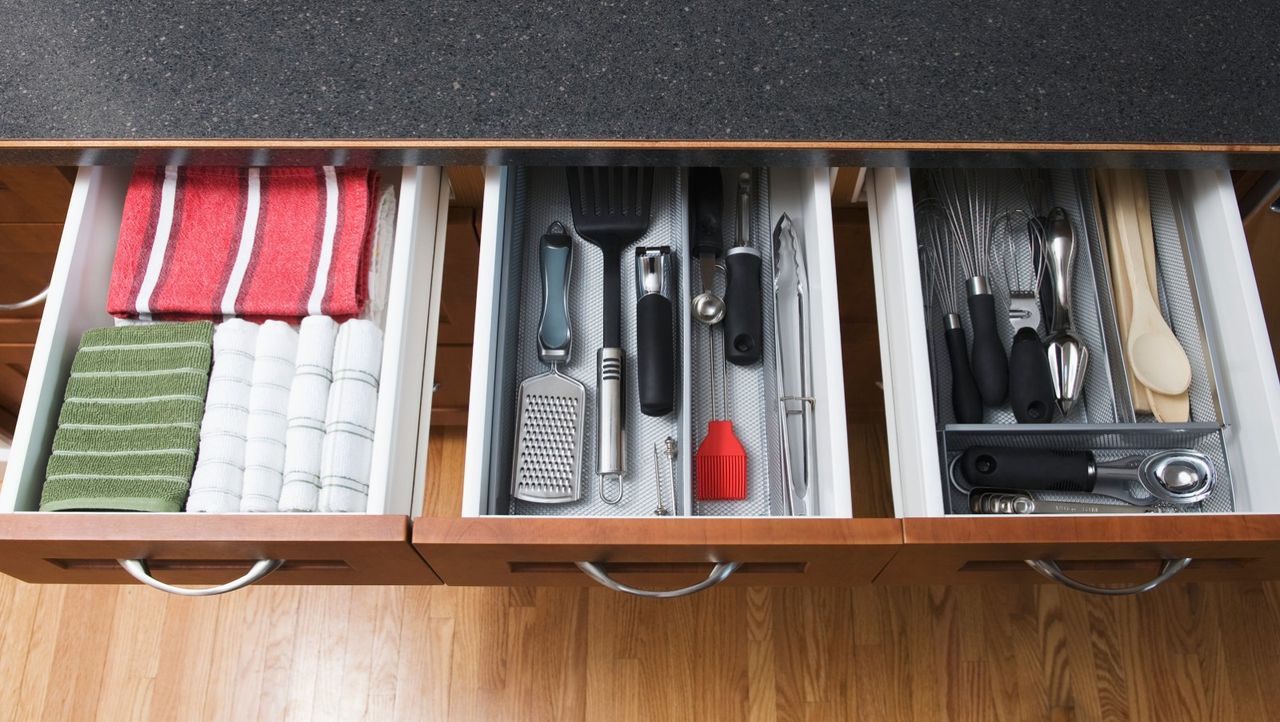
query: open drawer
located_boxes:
[867,166,1280,590]
[0,165,450,590]
[413,166,901,591]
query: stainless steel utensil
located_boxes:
[772,213,816,516]
[957,446,1214,506]
[511,223,586,504]
[919,206,984,424]
[725,171,763,365]
[970,491,1157,515]
[566,167,655,503]
[689,168,726,326]
[651,442,670,516]
[1042,207,1090,414]
[995,210,1057,423]
[930,169,1009,406]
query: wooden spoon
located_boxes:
[1113,176,1192,395]
[1096,170,1150,413]
[1128,171,1190,421]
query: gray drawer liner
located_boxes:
[915,168,1234,515]
[486,167,784,517]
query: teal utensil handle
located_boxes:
[539,223,573,364]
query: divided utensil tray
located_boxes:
[462,166,853,519]
[912,168,1234,514]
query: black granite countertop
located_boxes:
[1,1,1278,149]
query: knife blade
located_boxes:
[773,213,815,516]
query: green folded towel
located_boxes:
[40,322,213,512]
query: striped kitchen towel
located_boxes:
[317,320,383,513]
[106,166,377,322]
[40,322,213,512]
[239,321,299,512]
[277,316,338,512]
[186,319,258,512]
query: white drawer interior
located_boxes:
[461,166,853,518]
[870,166,1280,518]
[0,165,450,516]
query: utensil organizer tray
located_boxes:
[913,168,1234,514]
[467,166,854,519]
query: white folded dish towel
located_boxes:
[318,319,383,513]
[186,319,257,512]
[363,183,398,329]
[277,316,339,512]
[239,320,299,512]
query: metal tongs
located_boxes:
[772,214,816,516]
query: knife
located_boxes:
[772,213,815,516]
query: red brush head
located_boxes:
[695,420,747,500]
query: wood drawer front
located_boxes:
[0,513,439,585]
[877,516,1280,585]
[414,518,902,587]
[0,165,451,589]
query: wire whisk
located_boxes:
[929,169,997,282]
[917,204,962,316]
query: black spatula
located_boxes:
[566,167,654,492]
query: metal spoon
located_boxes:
[692,283,726,326]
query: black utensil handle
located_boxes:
[602,249,622,349]
[958,446,1096,492]
[724,248,763,365]
[944,326,984,423]
[637,293,675,416]
[967,291,1009,405]
[689,168,724,259]
[1008,327,1057,423]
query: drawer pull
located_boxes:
[118,558,284,596]
[575,561,742,598]
[0,286,48,311]
[1025,558,1191,596]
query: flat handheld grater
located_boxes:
[511,222,586,503]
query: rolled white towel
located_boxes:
[277,316,338,512]
[187,319,257,513]
[318,320,383,513]
[239,320,299,512]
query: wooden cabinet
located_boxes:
[3,158,1280,597]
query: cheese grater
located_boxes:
[511,222,586,503]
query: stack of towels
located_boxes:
[37,165,395,516]
[186,317,384,513]
[40,322,213,512]
[106,166,378,322]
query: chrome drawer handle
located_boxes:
[575,561,742,598]
[118,558,284,596]
[1025,558,1192,596]
[0,286,48,312]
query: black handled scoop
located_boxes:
[566,167,654,482]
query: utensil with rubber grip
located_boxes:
[538,222,573,363]
[943,322,984,423]
[960,446,1095,493]
[724,172,762,365]
[635,247,675,416]
[1008,327,1057,423]
[966,283,1008,405]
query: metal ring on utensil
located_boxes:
[118,558,284,596]
[1025,558,1191,596]
[599,473,624,505]
[575,561,742,598]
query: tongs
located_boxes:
[772,214,816,516]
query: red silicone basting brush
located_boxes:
[696,332,747,500]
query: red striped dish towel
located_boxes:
[107,166,376,321]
